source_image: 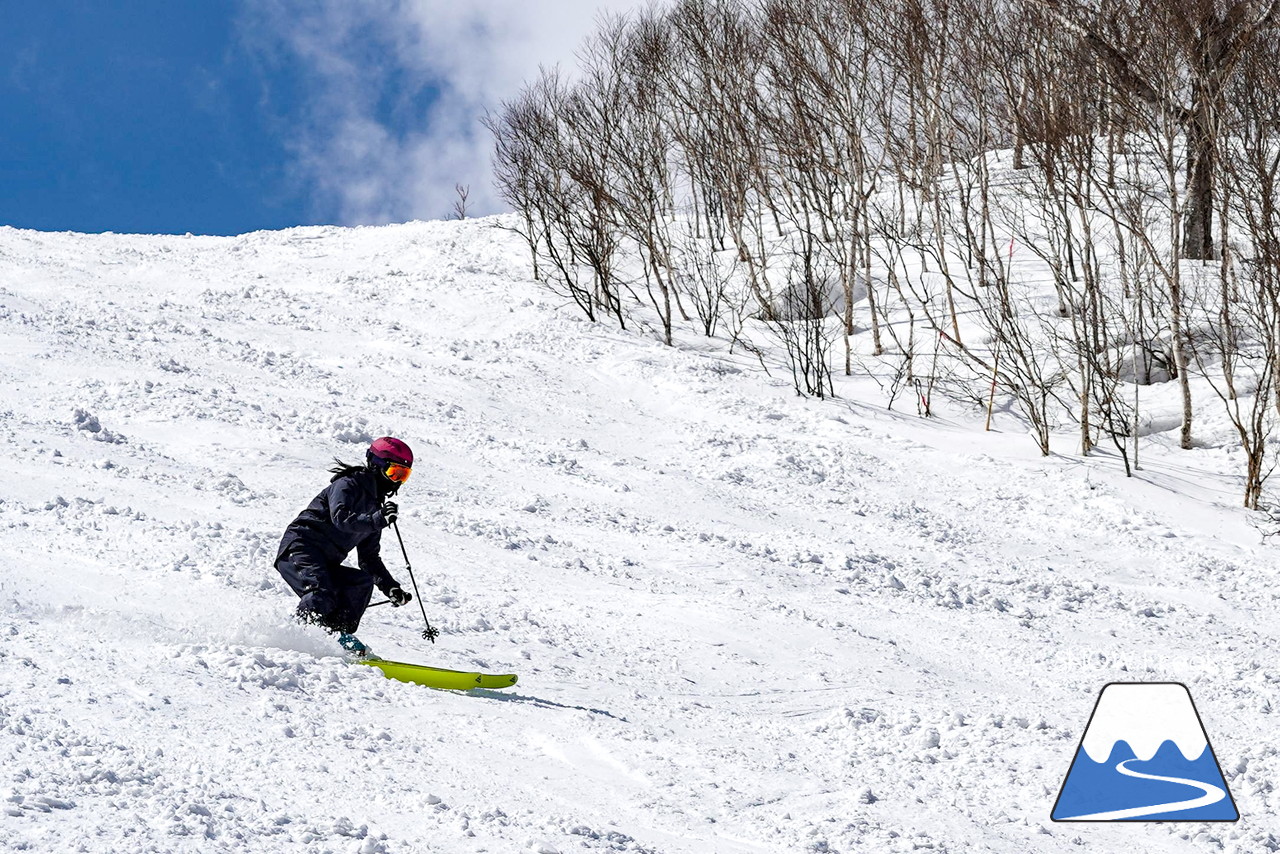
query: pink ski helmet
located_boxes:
[367,436,413,467]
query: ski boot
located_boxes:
[337,633,375,659]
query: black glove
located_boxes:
[380,500,399,527]
[388,586,412,607]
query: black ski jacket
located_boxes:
[277,468,397,593]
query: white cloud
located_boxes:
[239,0,652,225]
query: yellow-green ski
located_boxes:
[358,658,518,690]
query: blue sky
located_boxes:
[2,2,302,235]
[1,1,641,236]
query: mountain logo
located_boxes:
[1051,682,1239,822]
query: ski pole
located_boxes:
[391,520,439,643]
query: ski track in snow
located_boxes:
[0,218,1277,852]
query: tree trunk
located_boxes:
[1171,275,1194,449]
[1183,100,1216,261]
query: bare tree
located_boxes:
[760,0,888,373]
[764,229,839,398]
[452,183,471,220]
[1206,34,1280,507]
[1035,0,1280,260]
[487,70,625,326]
[486,0,1280,481]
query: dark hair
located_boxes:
[328,458,367,483]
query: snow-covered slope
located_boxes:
[0,218,1276,853]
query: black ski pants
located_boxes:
[275,544,376,635]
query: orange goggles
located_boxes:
[383,462,412,484]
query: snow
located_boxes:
[0,216,1278,852]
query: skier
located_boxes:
[275,437,415,657]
